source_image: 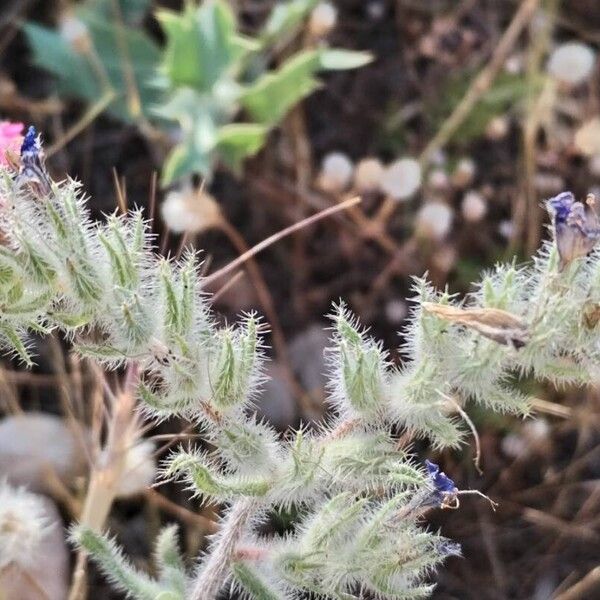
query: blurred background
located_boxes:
[0,0,599,598]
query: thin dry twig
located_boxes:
[203,196,361,287]
[418,0,541,165]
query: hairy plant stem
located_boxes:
[190,416,361,600]
[190,497,260,600]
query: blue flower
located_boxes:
[20,125,38,155]
[437,539,462,558]
[425,459,457,496]
[15,125,51,197]
[547,191,600,268]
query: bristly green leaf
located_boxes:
[154,526,187,596]
[210,317,259,409]
[330,304,388,417]
[166,451,272,499]
[71,526,167,600]
[232,561,291,600]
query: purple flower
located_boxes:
[547,191,600,268]
[425,459,457,496]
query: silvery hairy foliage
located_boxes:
[1,129,598,599]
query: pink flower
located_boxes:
[0,121,24,166]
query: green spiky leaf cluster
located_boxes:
[24,0,371,185]
[3,151,599,599]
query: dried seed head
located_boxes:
[161,186,222,234]
[547,42,595,86]
[0,480,52,569]
[380,158,422,200]
[422,302,529,348]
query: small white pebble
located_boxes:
[498,219,513,240]
[547,42,596,86]
[452,157,476,189]
[574,118,600,156]
[379,157,422,200]
[523,418,550,442]
[308,2,338,38]
[385,299,408,324]
[501,432,527,458]
[161,187,222,234]
[461,190,487,222]
[416,201,453,240]
[366,1,385,20]
[504,53,523,75]
[428,168,449,191]
[431,244,457,272]
[485,115,509,140]
[429,149,447,167]
[353,157,384,193]
[318,152,354,193]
